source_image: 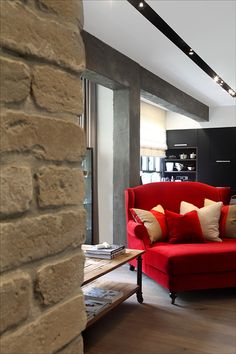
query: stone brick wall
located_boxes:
[0,1,87,353]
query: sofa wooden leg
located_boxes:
[129,264,135,271]
[169,292,177,304]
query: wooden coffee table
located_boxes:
[82,247,145,327]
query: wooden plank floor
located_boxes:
[83,264,236,354]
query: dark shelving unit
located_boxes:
[163,147,198,181]
[82,148,93,245]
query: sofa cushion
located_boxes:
[145,239,236,275]
[180,201,222,242]
[165,210,204,244]
[130,205,167,243]
[204,199,236,238]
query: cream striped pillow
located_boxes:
[180,201,222,242]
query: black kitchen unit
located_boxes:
[166,127,236,195]
[167,129,197,148]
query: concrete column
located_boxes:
[113,88,140,245]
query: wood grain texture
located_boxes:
[84,281,139,328]
[83,264,236,354]
[83,249,144,284]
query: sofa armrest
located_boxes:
[127,220,150,249]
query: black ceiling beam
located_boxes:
[127,0,235,98]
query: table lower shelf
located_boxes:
[83,280,140,328]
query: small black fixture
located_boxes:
[127,0,235,98]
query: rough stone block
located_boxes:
[0,56,31,103]
[0,209,86,272]
[0,271,31,333]
[36,252,85,305]
[37,0,84,28]
[0,165,33,215]
[0,1,85,73]
[0,111,86,162]
[57,336,83,354]
[32,65,83,114]
[36,166,84,208]
[0,294,87,354]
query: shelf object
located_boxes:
[163,147,198,182]
[82,247,145,328]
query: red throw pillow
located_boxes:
[165,210,205,244]
[130,206,168,243]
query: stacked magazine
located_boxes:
[84,298,109,321]
[83,287,123,321]
[85,244,126,259]
[84,287,123,303]
[84,287,123,320]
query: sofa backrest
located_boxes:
[125,181,231,222]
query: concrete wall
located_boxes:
[97,85,114,244]
[0,1,86,353]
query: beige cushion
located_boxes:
[130,204,166,243]
[180,201,223,242]
[204,198,217,207]
[151,204,164,213]
[205,199,236,238]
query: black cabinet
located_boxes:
[167,128,236,195]
[201,128,236,193]
[210,161,235,189]
[197,128,236,192]
[167,129,197,148]
[197,129,211,183]
[208,128,235,161]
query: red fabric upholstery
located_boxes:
[125,182,236,297]
[125,182,231,223]
[145,238,236,275]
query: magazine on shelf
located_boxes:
[85,308,95,321]
[85,248,126,259]
[84,298,109,318]
[84,287,124,304]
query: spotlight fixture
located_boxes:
[189,48,194,55]
[228,89,236,96]
[127,0,235,98]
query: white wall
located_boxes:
[97,85,113,244]
[166,105,236,130]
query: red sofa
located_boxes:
[125,181,236,304]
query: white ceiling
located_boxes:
[83,0,236,108]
